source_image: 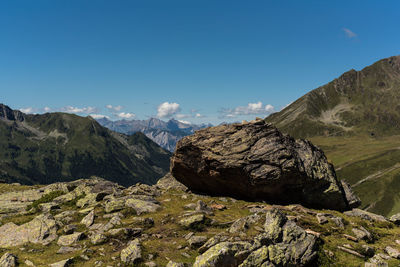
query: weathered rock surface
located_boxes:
[81,210,95,227]
[108,227,142,238]
[90,233,107,245]
[188,235,208,249]
[390,213,400,225]
[198,235,229,254]
[57,232,85,246]
[105,198,125,213]
[76,192,105,208]
[179,214,207,229]
[385,246,400,259]
[0,189,44,214]
[252,212,317,266]
[263,209,287,242]
[229,214,260,234]
[49,258,73,267]
[316,213,329,224]
[344,209,388,222]
[121,239,142,264]
[166,261,186,267]
[352,227,373,242]
[171,120,352,210]
[63,224,77,235]
[0,252,17,267]
[57,246,80,254]
[0,214,58,247]
[156,173,188,192]
[125,198,160,215]
[193,209,317,267]
[193,241,253,267]
[341,181,362,209]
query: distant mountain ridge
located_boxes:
[97,117,212,151]
[0,104,171,186]
[267,55,400,138]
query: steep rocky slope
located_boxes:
[0,104,171,186]
[0,176,399,266]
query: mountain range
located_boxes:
[3,55,400,217]
[0,104,171,186]
[97,117,212,152]
[266,55,400,216]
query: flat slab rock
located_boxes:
[0,214,58,248]
[0,189,44,214]
[344,209,388,223]
[171,120,352,211]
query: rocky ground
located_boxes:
[0,176,399,266]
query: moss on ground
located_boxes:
[1,184,400,266]
[26,190,65,211]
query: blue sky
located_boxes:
[1,1,400,124]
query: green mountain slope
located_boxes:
[0,104,171,186]
[266,55,400,216]
[267,55,400,138]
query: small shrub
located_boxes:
[26,190,64,211]
[62,192,86,208]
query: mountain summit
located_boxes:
[267,55,400,138]
[0,104,171,186]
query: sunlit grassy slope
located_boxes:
[310,135,400,217]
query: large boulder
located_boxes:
[171,120,352,210]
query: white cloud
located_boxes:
[43,107,51,112]
[20,107,34,114]
[195,113,204,118]
[220,102,275,118]
[89,114,110,119]
[61,106,98,114]
[106,105,123,111]
[116,112,135,119]
[157,102,180,118]
[265,104,274,112]
[343,28,357,38]
[178,120,191,125]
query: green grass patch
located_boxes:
[26,190,65,211]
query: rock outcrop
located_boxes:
[0,214,58,248]
[0,177,398,266]
[0,253,17,267]
[193,209,317,267]
[171,119,354,210]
